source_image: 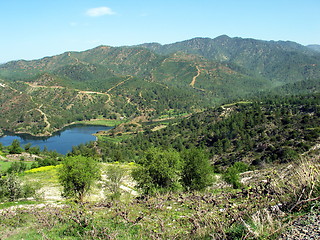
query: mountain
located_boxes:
[308,44,320,52]
[0,35,320,136]
[138,35,320,83]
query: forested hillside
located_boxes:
[308,44,320,52]
[0,36,319,136]
[70,94,320,169]
[139,35,320,83]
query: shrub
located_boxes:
[181,148,213,191]
[223,162,249,189]
[132,147,182,195]
[59,156,100,202]
[0,174,22,201]
[223,166,242,189]
[104,164,127,200]
[8,139,23,154]
[6,161,27,174]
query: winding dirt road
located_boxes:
[190,65,201,87]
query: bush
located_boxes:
[181,148,213,191]
[104,164,127,200]
[59,156,100,202]
[132,147,182,195]
[223,162,249,189]
[223,166,242,189]
[8,139,23,154]
[0,173,41,202]
[6,161,27,174]
[278,148,299,163]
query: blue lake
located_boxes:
[0,125,112,155]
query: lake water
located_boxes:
[0,125,112,155]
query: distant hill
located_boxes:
[307,44,320,52]
[138,35,320,83]
[0,35,320,135]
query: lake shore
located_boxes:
[0,118,122,138]
[0,125,113,154]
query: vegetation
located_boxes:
[104,163,128,200]
[223,162,249,188]
[8,139,23,154]
[88,94,320,170]
[0,36,320,238]
[59,156,100,202]
[0,151,318,239]
[1,36,320,136]
[132,147,183,195]
[181,148,214,191]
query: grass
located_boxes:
[155,111,190,120]
[21,165,61,188]
[97,133,133,143]
[75,119,127,127]
[0,160,12,172]
[1,153,319,239]
[0,160,34,172]
[222,101,252,108]
[0,200,39,210]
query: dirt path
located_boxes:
[106,76,133,93]
[78,90,106,95]
[36,105,51,131]
[24,82,64,89]
[25,81,111,99]
[25,81,113,106]
[190,65,201,87]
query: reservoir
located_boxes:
[0,125,112,155]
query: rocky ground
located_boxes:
[279,212,320,239]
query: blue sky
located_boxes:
[0,0,319,63]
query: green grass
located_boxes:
[97,133,133,143]
[0,161,12,172]
[0,200,39,210]
[222,101,252,108]
[21,165,61,188]
[75,119,127,127]
[156,111,190,120]
[0,161,34,172]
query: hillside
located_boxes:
[92,94,320,168]
[0,36,320,136]
[308,44,320,52]
[138,35,320,83]
[0,93,319,239]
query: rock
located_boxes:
[280,212,320,239]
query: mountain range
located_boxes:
[308,44,320,52]
[0,35,319,136]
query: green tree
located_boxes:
[59,156,100,202]
[181,148,213,191]
[24,143,32,152]
[132,147,182,195]
[223,162,249,189]
[104,164,127,200]
[8,139,23,154]
[0,174,40,202]
[7,161,27,174]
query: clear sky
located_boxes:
[0,0,319,63]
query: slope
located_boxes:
[139,35,320,84]
[1,37,320,136]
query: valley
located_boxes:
[0,36,319,138]
[0,35,319,239]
